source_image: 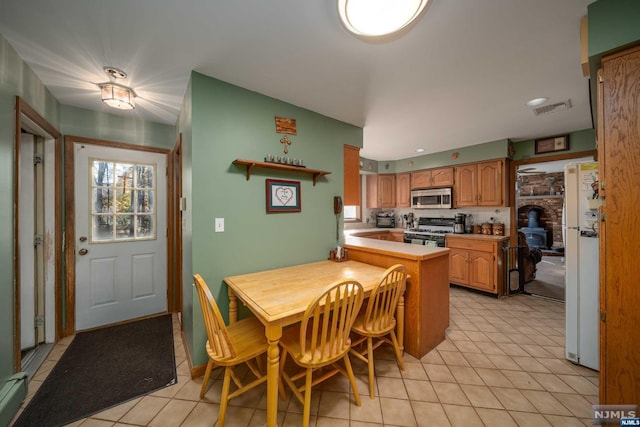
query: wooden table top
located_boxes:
[224,260,388,325]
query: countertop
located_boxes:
[344,235,449,261]
[445,233,510,242]
[344,227,406,235]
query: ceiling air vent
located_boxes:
[533,99,572,116]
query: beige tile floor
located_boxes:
[12,287,599,426]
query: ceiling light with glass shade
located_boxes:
[338,0,430,37]
[99,82,136,110]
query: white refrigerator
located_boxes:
[564,161,600,371]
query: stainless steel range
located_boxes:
[403,217,455,247]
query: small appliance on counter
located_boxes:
[454,213,466,234]
[376,211,396,228]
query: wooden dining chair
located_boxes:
[193,274,268,427]
[279,279,364,427]
[349,264,407,398]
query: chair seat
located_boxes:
[280,324,350,367]
[351,312,396,338]
[206,316,267,366]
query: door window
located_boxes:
[90,159,156,242]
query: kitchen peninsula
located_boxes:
[344,234,450,358]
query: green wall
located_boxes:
[394,139,509,173]
[512,129,596,161]
[588,0,640,58]
[0,35,61,382]
[61,105,176,149]
[182,72,363,365]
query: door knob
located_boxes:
[79,236,87,242]
[78,248,88,256]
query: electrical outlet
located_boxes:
[215,218,224,232]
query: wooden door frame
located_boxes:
[168,134,183,315]
[508,149,597,257]
[13,97,62,372]
[63,135,173,336]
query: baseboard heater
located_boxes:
[0,372,28,426]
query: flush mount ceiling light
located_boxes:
[525,97,548,108]
[338,0,430,37]
[416,148,425,153]
[99,82,136,110]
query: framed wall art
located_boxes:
[266,179,301,213]
[535,135,569,154]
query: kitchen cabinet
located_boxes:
[454,159,507,207]
[343,145,360,206]
[396,173,411,207]
[446,234,509,295]
[411,167,454,189]
[366,174,396,208]
[598,45,640,406]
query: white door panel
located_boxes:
[75,143,167,331]
[19,134,35,350]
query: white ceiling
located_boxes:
[0,0,595,161]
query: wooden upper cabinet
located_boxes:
[431,167,454,187]
[454,164,477,207]
[396,173,411,207]
[366,174,396,208]
[477,160,504,206]
[411,167,454,189]
[454,159,506,207]
[343,145,361,206]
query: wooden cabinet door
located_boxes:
[477,160,504,206]
[468,250,495,292]
[366,174,378,208]
[343,145,361,206]
[378,174,396,208]
[600,45,640,406]
[431,167,454,187]
[411,170,432,189]
[396,173,411,207]
[454,165,477,207]
[449,248,469,284]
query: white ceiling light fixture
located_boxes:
[99,82,136,110]
[338,0,430,37]
[416,148,425,153]
[525,97,548,108]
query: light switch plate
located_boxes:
[215,218,224,232]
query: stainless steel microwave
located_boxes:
[411,187,453,209]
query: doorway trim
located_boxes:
[508,149,597,252]
[168,134,183,316]
[64,135,173,336]
[13,97,62,373]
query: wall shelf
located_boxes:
[232,159,331,186]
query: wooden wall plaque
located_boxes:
[275,116,297,135]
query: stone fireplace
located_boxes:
[516,172,565,249]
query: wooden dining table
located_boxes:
[224,259,399,427]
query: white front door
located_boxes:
[74,143,168,331]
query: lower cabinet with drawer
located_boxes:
[446,234,510,295]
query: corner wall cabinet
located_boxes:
[233,159,331,185]
[446,234,509,296]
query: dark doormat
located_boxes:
[13,314,177,427]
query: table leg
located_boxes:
[397,294,405,352]
[265,325,282,427]
[228,289,238,324]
